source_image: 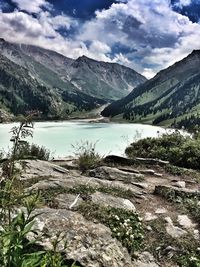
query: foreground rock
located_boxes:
[32,208,133,267]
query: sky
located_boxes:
[0,0,200,78]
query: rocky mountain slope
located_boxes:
[0,39,146,115]
[7,155,200,267]
[0,52,106,121]
[102,50,200,127]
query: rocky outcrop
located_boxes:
[89,166,144,181]
[31,208,134,267]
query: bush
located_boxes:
[15,143,51,161]
[125,132,200,169]
[73,141,101,172]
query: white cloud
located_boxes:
[0,0,200,77]
[11,0,52,13]
[175,0,192,8]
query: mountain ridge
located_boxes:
[0,39,146,120]
[102,49,200,128]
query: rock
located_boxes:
[20,160,69,180]
[91,192,136,212]
[55,193,83,209]
[131,182,148,189]
[177,215,196,229]
[154,173,163,177]
[154,185,200,199]
[140,170,155,175]
[144,213,158,222]
[173,181,186,188]
[134,251,159,267]
[165,217,187,238]
[155,208,167,214]
[30,208,133,267]
[89,166,144,182]
[135,158,169,166]
[193,230,199,240]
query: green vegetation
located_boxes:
[0,117,78,267]
[125,131,200,169]
[78,202,144,256]
[144,218,200,267]
[73,141,102,172]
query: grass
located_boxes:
[39,184,136,208]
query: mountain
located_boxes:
[102,50,200,127]
[0,38,146,120]
[0,39,146,101]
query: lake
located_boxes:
[0,121,170,157]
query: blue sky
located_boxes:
[0,0,200,78]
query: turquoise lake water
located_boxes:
[0,121,170,157]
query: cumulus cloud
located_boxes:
[0,0,200,78]
[11,0,52,13]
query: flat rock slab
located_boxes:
[144,213,158,222]
[91,192,136,212]
[177,215,196,229]
[165,217,187,238]
[31,208,133,267]
[89,166,144,182]
[20,160,69,180]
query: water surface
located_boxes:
[0,121,169,157]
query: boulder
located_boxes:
[91,192,136,212]
[30,208,134,267]
[165,217,187,238]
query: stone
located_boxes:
[177,215,196,229]
[144,213,158,222]
[193,230,199,240]
[55,193,83,209]
[134,251,159,267]
[154,185,200,199]
[89,166,144,182]
[173,181,186,188]
[20,160,69,180]
[131,182,148,189]
[155,208,167,214]
[29,208,134,267]
[91,192,136,212]
[165,217,187,238]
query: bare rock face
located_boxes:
[31,208,134,267]
[89,166,144,181]
[91,192,136,212]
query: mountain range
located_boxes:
[102,50,200,128]
[0,38,146,121]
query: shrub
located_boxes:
[73,141,101,171]
[15,143,51,161]
[125,132,200,169]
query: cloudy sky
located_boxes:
[0,0,200,78]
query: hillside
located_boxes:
[102,50,200,127]
[0,53,106,121]
[0,38,146,102]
